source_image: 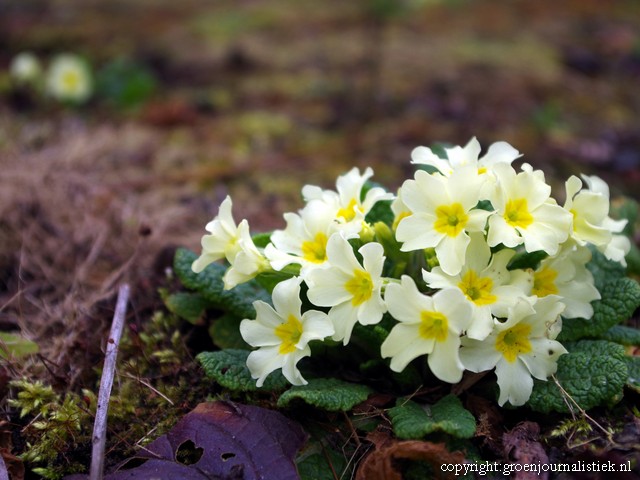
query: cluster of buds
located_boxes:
[192,138,630,406]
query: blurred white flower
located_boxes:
[46,54,92,103]
[411,137,521,177]
[10,52,42,85]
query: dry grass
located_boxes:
[0,115,220,389]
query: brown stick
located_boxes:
[90,284,130,480]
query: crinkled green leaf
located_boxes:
[173,248,271,320]
[0,332,39,359]
[586,246,626,290]
[528,340,627,413]
[388,395,476,440]
[208,313,249,350]
[624,356,640,393]
[277,378,372,412]
[601,325,640,346]
[197,349,287,392]
[163,291,213,324]
[558,277,640,341]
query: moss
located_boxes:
[10,310,212,478]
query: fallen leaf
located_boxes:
[66,401,307,480]
[356,428,465,480]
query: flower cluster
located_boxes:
[9,52,93,104]
[192,138,630,406]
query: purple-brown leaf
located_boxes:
[66,401,307,480]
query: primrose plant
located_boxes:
[189,138,636,408]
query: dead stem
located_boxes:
[118,371,175,406]
[551,375,613,441]
[90,284,130,480]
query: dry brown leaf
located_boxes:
[356,429,466,480]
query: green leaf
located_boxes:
[625,242,640,276]
[254,265,300,294]
[586,246,626,291]
[624,356,640,393]
[528,340,627,413]
[610,197,638,238]
[297,442,348,480]
[0,332,39,359]
[208,313,250,350]
[277,378,372,412]
[173,248,271,320]
[558,277,640,341]
[507,249,548,271]
[251,232,272,248]
[163,291,213,324]
[601,325,640,346]
[388,395,476,440]
[96,57,157,109]
[197,349,288,392]
[363,181,394,226]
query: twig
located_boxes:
[118,371,175,406]
[551,375,612,439]
[90,284,130,480]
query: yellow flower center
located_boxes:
[337,198,361,222]
[419,311,448,342]
[504,198,533,229]
[275,314,304,354]
[62,70,81,91]
[434,203,469,237]
[458,270,497,306]
[345,269,373,306]
[495,323,532,363]
[478,166,487,175]
[532,266,559,297]
[301,232,328,264]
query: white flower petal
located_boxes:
[239,318,280,348]
[459,336,502,372]
[495,359,533,406]
[397,214,443,251]
[429,333,464,383]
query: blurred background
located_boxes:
[0,1,639,476]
